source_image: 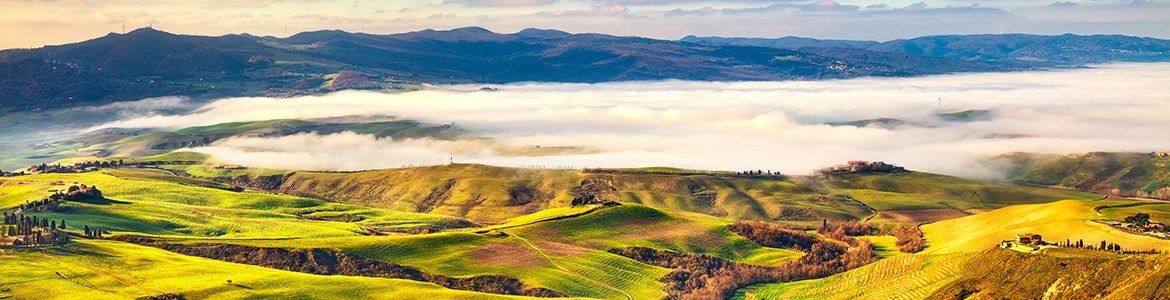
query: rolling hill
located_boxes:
[989,151,1170,200]
[186,162,1096,225]
[1,155,1163,299]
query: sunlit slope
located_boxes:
[161,204,800,299]
[0,240,521,300]
[510,204,803,266]
[0,170,460,238]
[736,253,972,300]
[921,199,1170,254]
[236,164,1090,224]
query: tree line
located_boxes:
[818,219,926,253]
[609,221,878,299]
[1058,238,1161,254]
[1,212,70,247]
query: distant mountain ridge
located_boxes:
[2,27,1168,113]
[681,33,1170,65]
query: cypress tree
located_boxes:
[59,219,66,229]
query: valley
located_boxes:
[5,148,1166,299]
[3,5,1170,298]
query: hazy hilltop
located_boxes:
[682,33,1170,65]
[2,27,1169,113]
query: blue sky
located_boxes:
[1,0,1167,49]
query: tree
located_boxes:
[84,225,90,237]
[59,219,66,229]
[1100,240,1108,250]
[1125,213,1151,227]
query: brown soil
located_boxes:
[468,242,546,269]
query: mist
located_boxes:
[94,63,1170,177]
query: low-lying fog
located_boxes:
[96,63,1170,178]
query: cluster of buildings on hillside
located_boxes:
[819,161,906,175]
[1000,233,1050,251]
[25,160,124,174]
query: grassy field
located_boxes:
[0,240,521,299]
[2,170,457,239]
[146,204,804,299]
[736,253,972,300]
[737,198,1170,299]
[1,156,1160,300]
[921,199,1170,254]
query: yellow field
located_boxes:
[921,199,1170,254]
[0,240,525,300]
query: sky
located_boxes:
[88,63,1170,178]
[1,0,1168,50]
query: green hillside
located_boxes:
[0,155,1158,300]
[220,164,1094,225]
[991,151,1170,199]
[0,239,520,299]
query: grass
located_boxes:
[823,172,1099,212]
[260,164,877,225]
[511,204,804,266]
[0,240,522,299]
[2,171,454,239]
[2,157,1156,300]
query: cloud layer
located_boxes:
[95,63,1170,177]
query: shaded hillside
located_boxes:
[5,27,1151,113]
[683,33,1170,65]
[990,152,1170,199]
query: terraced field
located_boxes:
[735,253,972,300]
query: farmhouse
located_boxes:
[1017,233,1043,246]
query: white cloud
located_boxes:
[96,63,1170,178]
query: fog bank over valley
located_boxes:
[93,63,1170,178]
